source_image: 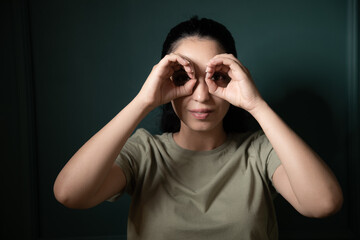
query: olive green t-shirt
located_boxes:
[111,128,281,240]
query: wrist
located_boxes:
[247,99,270,119]
[132,94,157,113]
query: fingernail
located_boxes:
[184,58,190,64]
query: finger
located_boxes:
[205,58,231,80]
[205,78,226,99]
[167,53,195,79]
[207,57,237,69]
[207,57,247,80]
[211,54,250,75]
[206,64,230,74]
[205,77,218,93]
[212,53,241,65]
[155,54,183,78]
[174,79,197,98]
[179,55,196,79]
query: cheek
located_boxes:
[217,100,231,118]
[171,98,185,118]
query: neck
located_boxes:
[173,124,227,151]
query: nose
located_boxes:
[192,79,210,102]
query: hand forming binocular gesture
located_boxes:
[138,52,263,115]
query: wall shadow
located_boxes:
[270,86,347,237]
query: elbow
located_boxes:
[305,191,344,218]
[53,180,91,209]
[322,192,343,217]
[53,182,75,209]
[318,186,344,218]
[311,199,343,218]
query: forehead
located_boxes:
[172,37,225,65]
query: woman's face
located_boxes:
[171,37,230,133]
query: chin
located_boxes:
[183,121,223,133]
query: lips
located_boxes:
[189,109,213,120]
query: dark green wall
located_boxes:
[2,0,359,239]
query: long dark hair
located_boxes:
[160,17,257,133]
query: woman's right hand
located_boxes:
[137,53,197,109]
[54,55,195,209]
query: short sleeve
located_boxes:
[266,149,282,181]
[252,131,282,183]
[108,129,150,201]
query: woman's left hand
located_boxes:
[205,54,263,112]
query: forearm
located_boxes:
[54,96,153,206]
[205,53,342,216]
[249,100,343,216]
[53,53,197,208]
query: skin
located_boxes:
[53,37,343,218]
[171,38,230,151]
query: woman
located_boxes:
[54,17,343,239]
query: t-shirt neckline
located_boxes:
[166,132,233,156]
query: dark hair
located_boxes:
[161,17,237,58]
[160,16,257,133]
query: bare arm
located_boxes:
[205,54,343,217]
[53,54,196,209]
[53,98,152,209]
[250,100,343,217]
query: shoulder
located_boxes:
[117,129,169,174]
[230,130,277,165]
[124,128,169,152]
[230,130,270,149]
[130,128,170,142]
[130,128,153,139]
[231,131,281,183]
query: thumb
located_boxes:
[175,79,197,98]
[205,78,225,99]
